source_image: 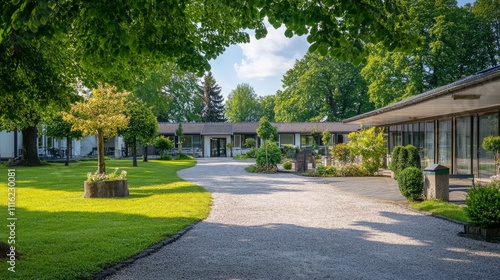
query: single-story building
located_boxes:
[344,65,500,178]
[158,122,359,158]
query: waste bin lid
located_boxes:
[424,164,449,174]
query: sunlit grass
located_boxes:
[409,200,468,223]
[0,159,210,280]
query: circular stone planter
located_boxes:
[84,180,129,198]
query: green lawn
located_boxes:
[0,159,211,280]
[409,200,468,223]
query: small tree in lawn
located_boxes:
[45,115,83,166]
[256,117,277,166]
[63,84,129,174]
[121,96,158,167]
[176,123,186,155]
[483,136,500,176]
[153,136,174,158]
[322,130,332,165]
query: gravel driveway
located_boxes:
[109,158,500,279]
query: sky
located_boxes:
[209,0,474,99]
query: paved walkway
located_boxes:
[109,158,500,279]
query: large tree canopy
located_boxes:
[225,83,261,122]
[275,52,372,122]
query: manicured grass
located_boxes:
[0,160,211,280]
[409,200,468,223]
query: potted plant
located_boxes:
[482,135,500,178]
[84,168,129,198]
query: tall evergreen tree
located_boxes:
[201,72,225,122]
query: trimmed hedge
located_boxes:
[466,180,500,228]
[283,161,293,170]
[389,145,403,173]
[398,167,424,201]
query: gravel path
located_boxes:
[109,158,500,279]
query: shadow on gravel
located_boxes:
[121,219,500,280]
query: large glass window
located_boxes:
[438,119,452,168]
[478,113,499,178]
[389,125,402,152]
[192,135,201,148]
[234,135,241,148]
[424,122,434,167]
[279,134,294,146]
[456,117,472,174]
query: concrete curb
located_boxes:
[94,221,200,280]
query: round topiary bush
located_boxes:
[396,147,409,177]
[283,160,293,170]
[256,142,282,168]
[466,181,500,228]
[397,167,423,201]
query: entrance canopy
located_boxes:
[344,66,500,126]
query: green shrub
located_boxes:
[397,167,424,201]
[283,160,293,170]
[234,154,249,160]
[325,165,337,176]
[347,127,387,175]
[282,145,299,158]
[389,146,403,173]
[316,165,326,175]
[245,148,256,158]
[244,138,256,149]
[466,181,500,228]
[397,147,409,176]
[175,153,193,160]
[339,164,370,177]
[256,142,282,168]
[160,154,172,160]
[331,143,352,166]
[406,145,421,169]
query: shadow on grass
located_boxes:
[0,207,201,280]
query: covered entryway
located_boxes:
[210,138,226,157]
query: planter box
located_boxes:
[84,180,129,198]
[462,224,500,242]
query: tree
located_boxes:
[64,84,129,174]
[347,127,387,175]
[472,0,500,62]
[275,52,373,122]
[225,84,261,122]
[201,72,225,122]
[256,117,278,166]
[322,130,332,166]
[259,95,276,122]
[361,0,498,108]
[176,123,185,155]
[0,37,78,166]
[121,96,158,167]
[153,136,174,157]
[45,115,83,166]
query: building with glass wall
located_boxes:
[344,66,500,178]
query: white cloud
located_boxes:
[234,25,308,80]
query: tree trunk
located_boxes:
[21,126,43,166]
[65,136,71,166]
[97,130,105,174]
[143,145,148,162]
[132,136,137,167]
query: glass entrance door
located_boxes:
[210,138,226,157]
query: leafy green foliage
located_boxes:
[256,117,278,141]
[225,83,261,122]
[275,52,373,122]
[258,95,275,122]
[466,181,500,228]
[331,143,352,166]
[245,149,256,158]
[283,161,293,170]
[153,136,174,156]
[175,153,193,160]
[389,146,403,173]
[482,136,500,153]
[397,146,410,177]
[256,142,281,168]
[282,144,300,159]
[244,138,256,149]
[406,145,421,170]
[347,127,387,175]
[338,164,370,177]
[398,167,424,201]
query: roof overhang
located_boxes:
[344,67,500,126]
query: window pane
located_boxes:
[424,122,434,166]
[456,117,472,174]
[438,120,452,168]
[478,113,499,178]
[279,134,294,145]
[234,135,241,148]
